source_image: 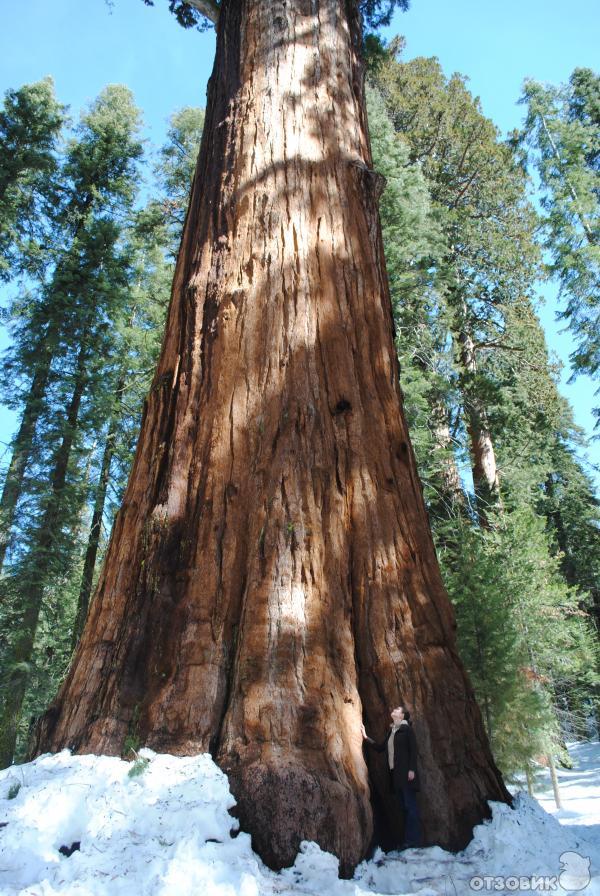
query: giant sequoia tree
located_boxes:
[33,0,509,873]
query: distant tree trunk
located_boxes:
[525,764,534,796]
[548,753,562,809]
[543,474,578,584]
[0,199,93,574]
[0,343,54,572]
[544,474,600,637]
[429,395,466,519]
[71,378,123,649]
[32,0,510,874]
[456,312,500,526]
[0,341,87,767]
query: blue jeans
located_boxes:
[397,784,422,847]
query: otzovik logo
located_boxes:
[469,850,592,891]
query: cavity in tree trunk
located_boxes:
[32,0,509,873]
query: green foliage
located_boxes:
[0,84,147,765]
[152,106,205,245]
[359,0,409,31]
[7,782,20,799]
[440,504,598,776]
[369,40,600,773]
[520,69,600,425]
[141,0,409,36]
[367,83,457,515]
[369,44,543,519]
[540,404,600,637]
[142,0,216,31]
[127,752,150,778]
[0,78,66,281]
[0,92,203,764]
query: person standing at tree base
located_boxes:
[362,706,422,848]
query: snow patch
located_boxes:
[0,743,598,895]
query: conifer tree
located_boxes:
[155,107,205,241]
[71,107,204,645]
[0,78,65,281]
[369,46,540,524]
[520,69,600,424]
[0,86,143,574]
[0,85,144,767]
[72,209,172,646]
[366,84,464,521]
[368,41,600,773]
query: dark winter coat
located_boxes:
[367,721,420,793]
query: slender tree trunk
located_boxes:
[0,343,87,767]
[0,198,93,573]
[548,753,562,809]
[32,0,509,873]
[429,395,466,519]
[525,764,534,796]
[71,378,123,648]
[543,474,578,584]
[0,347,53,571]
[456,313,500,526]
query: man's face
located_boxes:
[391,706,405,724]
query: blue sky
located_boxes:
[0,0,598,478]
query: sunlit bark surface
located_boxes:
[34,0,510,873]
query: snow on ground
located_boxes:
[0,742,598,896]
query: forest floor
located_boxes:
[0,741,598,895]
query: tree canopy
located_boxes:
[141,0,409,32]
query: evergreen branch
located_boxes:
[538,111,596,246]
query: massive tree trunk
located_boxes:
[33,0,510,874]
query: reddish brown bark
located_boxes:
[457,316,501,526]
[33,0,510,874]
[429,396,467,519]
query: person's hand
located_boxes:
[360,723,367,740]
[408,770,415,782]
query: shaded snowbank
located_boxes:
[0,743,598,895]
